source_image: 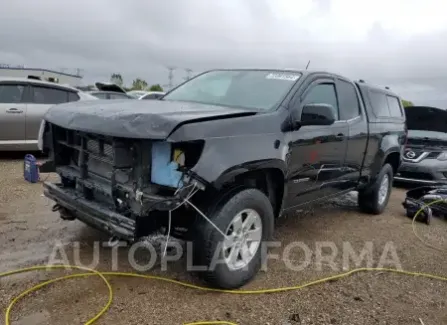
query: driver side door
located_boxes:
[285,78,349,208]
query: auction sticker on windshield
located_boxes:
[266,72,301,81]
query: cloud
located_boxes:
[0,0,446,104]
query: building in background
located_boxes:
[0,64,83,86]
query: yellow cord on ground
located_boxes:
[0,200,445,325]
[0,265,113,325]
[412,198,447,252]
[1,266,446,325]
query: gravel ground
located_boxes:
[0,158,446,325]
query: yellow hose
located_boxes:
[1,201,445,325]
[411,198,447,252]
[1,266,446,325]
[0,265,113,325]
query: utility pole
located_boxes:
[184,68,193,81]
[75,68,84,77]
[165,66,176,90]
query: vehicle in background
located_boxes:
[127,90,149,99]
[88,82,134,100]
[395,106,447,184]
[88,91,134,100]
[140,91,165,100]
[0,77,97,151]
[127,90,165,100]
[40,69,406,289]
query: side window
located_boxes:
[302,83,339,120]
[0,84,25,103]
[92,92,107,99]
[386,95,403,117]
[337,80,360,120]
[369,91,390,117]
[109,93,130,99]
[32,86,68,104]
[68,92,80,102]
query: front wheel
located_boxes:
[358,164,394,215]
[193,188,274,289]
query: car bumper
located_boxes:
[43,182,136,241]
[395,160,447,185]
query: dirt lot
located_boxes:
[0,158,446,325]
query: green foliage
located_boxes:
[402,99,414,107]
[149,84,164,92]
[110,73,123,87]
[109,74,163,92]
[131,78,148,90]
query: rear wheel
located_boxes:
[193,188,274,289]
[358,164,394,214]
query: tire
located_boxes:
[358,164,394,215]
[193,188,274,289]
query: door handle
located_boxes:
[335,133,345,139]
[6,108,23,114]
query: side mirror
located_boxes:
[300,103,336,126]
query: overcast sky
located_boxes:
[1,0,446,105]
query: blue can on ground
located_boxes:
[24,154,39,183]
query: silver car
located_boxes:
[140,91,165,100]
[127,90,165,100]
[395,106,447,184]
[0,77,96,151]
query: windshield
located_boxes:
[163,70,301,110]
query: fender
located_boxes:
[370,134,402,180]
[211,159,288,190]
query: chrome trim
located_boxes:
[394,177,439,184]
[334,115,361,124]
[402,151,429,163]
[0,140,38,145]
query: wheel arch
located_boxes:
[212,161,286,218]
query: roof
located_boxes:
[355,80,400,98]
[0,66,82,78]
[0,76,80,92]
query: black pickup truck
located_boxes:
[40,69,406,289]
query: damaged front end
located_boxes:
[43,123,206,242]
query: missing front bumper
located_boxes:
[44,182,137,241]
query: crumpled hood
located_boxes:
[405,106,447,133]
[44,99,256,139]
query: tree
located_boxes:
[149,84,164,92]
[110,73,123,87]
[131,78,148,90]
[402,100,414,107]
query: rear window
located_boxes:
[32,86,68,104]
[369,91,403,118]
[68,92,80,102]
[386,95,403,117]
